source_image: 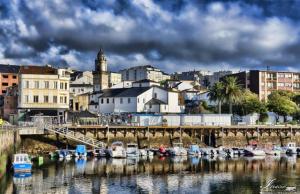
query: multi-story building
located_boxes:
[109,72,122,87]
[120,65,170,83]
[225,70,300,101]
[205,71,233,87]
[3,85,18,120]
[18,65,71,123]
[70,71,93,95]
[98,82,184,114]
[0,64,20,95]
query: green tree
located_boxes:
[268,91,299,122]
[237,90,262,115]
[223,76,242,114]
[208,82,224,114]
[292,93,300,106]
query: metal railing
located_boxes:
[44,123,106,148]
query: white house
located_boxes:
[97,85,184,114]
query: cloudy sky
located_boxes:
[1,0,300,73]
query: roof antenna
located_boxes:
[266,65,270,71]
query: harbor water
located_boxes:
[2,155,300,193]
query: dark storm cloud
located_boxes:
[0,0,300,72]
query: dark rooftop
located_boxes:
[69,110,98,118]
[145,98,167,105]
[100,87,151,98]
[20,65,57,75]
[0,64,20,74]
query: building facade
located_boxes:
[3,85,18,119]
[0,64,20,95]
[18,65,71,122]
[98,84,184,114]
[225,70,300,101]
[120,65,170,83]
[93,49,109,92]
[109,72,122,87]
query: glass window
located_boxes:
[2,75,8,78]
[54,81,58,89]
[107,98,109,104]
[120,98,123,104]
[25,81,29,88]
[44,81,49,89]
[60,96,63,103]
[60,83,64,89]
[64,97,67,103]
[101,99,104,104]
[44,95,49,103]
[65,83,68,90]
[34,81,39,89]
[128,98,131,103]
[2,82,8,86]
[13,75,17,79]
[53,96,57,103]
[25,95,29,103]
[33,95,39,103]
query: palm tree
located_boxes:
[208,82,224,114]
[223,76,242,114]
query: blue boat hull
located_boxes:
[13,163,32,172]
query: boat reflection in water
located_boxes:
[7,155,300,194]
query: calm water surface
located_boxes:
[3,155,300,194]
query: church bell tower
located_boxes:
[93,49,109,91]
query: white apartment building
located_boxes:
[109,72,122,87]
[97,85,184,114]
[18,65,71,123]
[120,65,170,83]
[70,71,93,95]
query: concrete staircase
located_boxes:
[45,125,106,148]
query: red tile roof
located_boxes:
[19,65,57,75]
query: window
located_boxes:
[60,83,64,89]
[137,98,139,103]
[2,83,8,86]
[44,81,49,88]
[60,96,63,103]
[25,81,29,88]
[33,95,39,103]
[107,98,109,103]
[128,98,131,103]
[120,98,123,104]
[25,95,29,103]
[154,93,157,98]
[164,105,167,110]
[34,81,39,89]
[65,83,68,90]
[53,96,57,103]
[101,99,104,104]
[44,95,49,103]
[54,81,58,89]
[64,97,67,103]
[2,75,8,78]
[112,98,114,104]
[12,83,16,86]
[12,75,17,79]
[1,90,5,94]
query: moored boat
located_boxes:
[13,154,32,173]
[108,141,126,158]
[187,144,201,156]
[75,145,87,158]
[126,143,139,157]
[286,142,297,155]
[169,143,187,156]
[244,146,266,156]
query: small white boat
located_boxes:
[126,143,139,157]
[200,147,217,156]
[169,143,187,156]
[264,145,281,156]
[286,142,297,155]
[108,141,126,158]
[139,149,154,156]
[93,148,106,157]
[244,146,266,156]
[187,144,201,156]
[13,154,32,173]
